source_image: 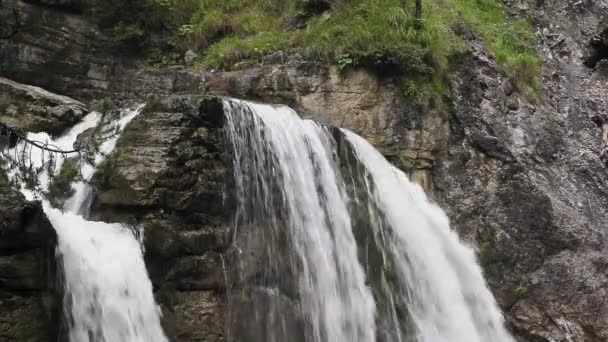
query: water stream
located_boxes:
[6,106,168,342]
[223,99,514,342]
[3,97,514,342]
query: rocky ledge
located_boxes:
[0,76,87,135]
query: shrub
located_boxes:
[48,159,79,200]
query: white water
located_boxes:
[224,99,514,342]
[7,106,167,342]
[343,131,514,342]
[225,100,377,342]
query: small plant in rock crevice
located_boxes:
[456,146,472,164]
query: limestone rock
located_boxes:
[0,77,87,135]
[184,50,198,66]
[90,96,230,341]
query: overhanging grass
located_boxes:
[444,0,540,96]
[86,0,540,104]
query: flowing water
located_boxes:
[224,100,377,342]
[4,96,514,342]
[223,99,514,342]
[6,106,167,342]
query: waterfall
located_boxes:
[6,106,168,342]
[223,99,514,342]
[225,100,377,342]
[343,131,514,342]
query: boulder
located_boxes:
[0,77,87,135]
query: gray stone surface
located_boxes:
[0,173,59,342]
[0,77,87,135]
[2,0,608,340]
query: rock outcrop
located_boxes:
[430,1,608,340]
[91,97,230,341]
[0,0,204,102]
[0,77,87,135]
[204,54,445,192]
[0,173,59,342]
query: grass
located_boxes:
[444,0,540,96]
[202,31,292,69]
[87,0,540,105]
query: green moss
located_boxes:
[102,96,112,114]
[456,146,472,164]
[479,241,493,265]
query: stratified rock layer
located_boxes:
[0,77,87,135]
[91,96,229,341]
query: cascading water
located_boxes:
[5,106,167,342]
[343,131,514,342]
[225,100,377,342]
[223,99,514,342]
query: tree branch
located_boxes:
[1,123,82,154]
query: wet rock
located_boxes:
[90,96,231,341]
[0,175,59,342]
[583,22,608,68]
[0,0,205,102]
[156,290,225,342]
[24,0,83,12]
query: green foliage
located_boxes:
[84,0,540,101]
[202,31,291,69]
[443,0,540,97]
[102,96,112,114]
[337,54,354,70]
[514,281,529,297]
[84,0,166,45]
[456,146,472,164]
[94,157,117,190]
[48,159,79,200]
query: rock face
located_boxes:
[0,77,87,135]
[2,0,608,341]
[427,1,608,340]
[204,54,446,192]
[0,173,59,342]
[91,96,230,341]
[0,0,204,102]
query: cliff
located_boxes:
[1,0,608,341]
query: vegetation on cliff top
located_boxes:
[85,0,539,106]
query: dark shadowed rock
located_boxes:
[0,174,59,342]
